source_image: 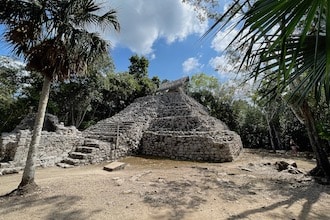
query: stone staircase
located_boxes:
[57,121,135,167]
[57,138,102,167]
[150,92,219,132]
[84,121,134,142]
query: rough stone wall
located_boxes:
[80,89,242,163]
[0,133,18,162]
[83,95,160,159]
[141,131,241,162]
[0,125,82,169]
[140,90,242,162]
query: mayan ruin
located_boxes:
[0,77,243,174]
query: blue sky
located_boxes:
[0,0,236,81]
[111,35,219,80]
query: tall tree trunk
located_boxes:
[299,101,330,180]
[18,76,51,191]
[267,118,276,152]
[76,104,90,128]
[266,115,282,152]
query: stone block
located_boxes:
[103,162,126,172]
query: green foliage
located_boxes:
[318,124,330,141]
[0,0,120,81]
[206,0,330,104]
[129,55,149,78]
[191,90,239,131]
[188,73,239,130]
[182,0,221,21]
[0,54,160,131]
[236,102,269,148]
[187,73,315,150]
[93,72,140,120]
[0,64,33,132]
[49,74,102,128]
[89,71,158,126]
[75,55,158,129]
[48,55,114,128]
[316,102,330,142]
[189,73,219,94]
[0,67,19,106]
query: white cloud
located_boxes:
[209,55,229,72]
[209,27,251,79]
[100,0,208,55]
[149,53,156,60]
[182,57,202,73]
[211,28,239,52]
[209,55,237,79]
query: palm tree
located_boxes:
[205,0,330,181]
[0,0,120,193]
[206,0,329,101]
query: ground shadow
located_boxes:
[189,164,330,220]
[219,174,330,220]
[0,191,101,219]
[143,177,207,220]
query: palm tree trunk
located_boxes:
[326,0,330,101]
[266,117,276,152]
[299,101,330,181]
[18,76,51,190]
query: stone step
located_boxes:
[84,142,100,148]
[84,134,117,143]
[91,122,134,127]
[56,162,74,168]
[158,110,191,117]
[0,167,22,175]
[159,105,189,109]
[69,152,89,159]
[61,158,86,166]
[75,146,95,154]
[83,139,100,146]
[108,121,135,125]
[97,124,134,128]
[89,126,129,130]
[85,132,117,137]
[87,130,126,134]
[0,162,11,168]
[85,132,118,137]
[86,122,135,132]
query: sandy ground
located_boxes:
[0,149,329,220]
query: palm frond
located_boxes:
[0,0,120,81]
[206,0,329,104]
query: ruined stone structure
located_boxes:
[0,77,243,174]
[0,116,82,174]
[141,90,242,162]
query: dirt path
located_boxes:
[1,149,329,220]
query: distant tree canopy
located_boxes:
[129,55,149,78]
[187,73,319,151]
[0,55,159,132]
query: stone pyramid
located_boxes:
[69,82,243,164]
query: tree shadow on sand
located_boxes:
[224,178,330,220]
[199,163,330,220]
[143,177,207,220]
[143,164,330,220]
[0,192,102,220]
